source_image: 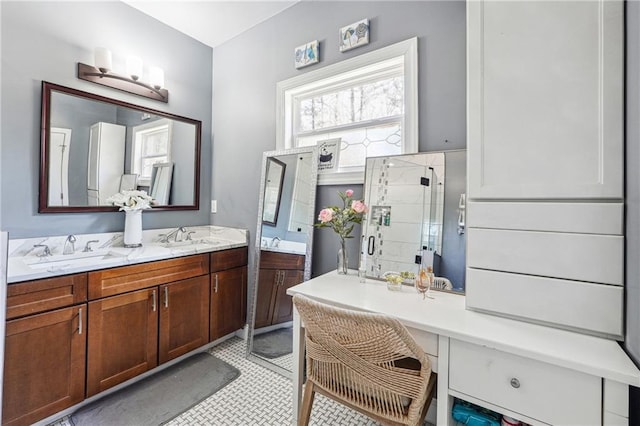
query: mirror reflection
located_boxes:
[361,150,467,292]
[247,147,319,376]
[40,82,201,212]
[262,157,286,225]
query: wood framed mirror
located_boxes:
[261,157,286,226]
[39,81,201,212]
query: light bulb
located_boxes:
[94,47,112,73]
[150,67,164,90]
[126,56,143,81]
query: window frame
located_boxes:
[130,118,173,187]
[276,37,419,185]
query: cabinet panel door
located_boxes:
[254,269,278,329]
[87,288,158,396]
[210,266,247,341]
[271,270,304,325]
[159,276,210,363]
[467,0,623,199]
[3,305,86,426]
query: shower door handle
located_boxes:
[367,236,375,255]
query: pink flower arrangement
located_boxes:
[315,189,368,242]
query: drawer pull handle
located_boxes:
[78,308,83,335]
[164,287,169,308]
[510,378,520,389]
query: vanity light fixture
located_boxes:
[77,47,169,103]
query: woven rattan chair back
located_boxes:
[293,294,435,426]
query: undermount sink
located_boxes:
[22,250,123,270]
[162,238,222,249]
[261,238,306,255]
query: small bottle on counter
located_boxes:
[383,210,391,226]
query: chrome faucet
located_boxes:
[159,227,188,243]
[83,240,99,252]
[270,236,281,248]
[63,235,76,255]
[33,244,52,257]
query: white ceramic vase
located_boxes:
[123,209,143,248]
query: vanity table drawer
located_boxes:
[449,339,601,425]
[7,273,87,319]
[88,254,209,299]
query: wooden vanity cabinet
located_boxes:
[3,275,87,426]
[254,251,304,329]
[210,247,248,341]
[86,254,209,396]
[86,287,158,397]
[159,275,210,363]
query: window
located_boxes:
[131,119,173,186]
[277,38,418,184]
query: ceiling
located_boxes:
[122,1,300,48]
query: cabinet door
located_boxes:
[254,269,278,329]
[87,288,158,397]
[3,305,86,426]
[210,266,247,341]
[271,270,304,325]
[159,276,210,363]
[467,0,623,200]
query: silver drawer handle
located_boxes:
[510,378,520,389]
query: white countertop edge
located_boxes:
[7,225,248,284]
[288,270,640,387]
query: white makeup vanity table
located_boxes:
[288,272,640,425]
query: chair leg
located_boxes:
[298,381,316,426]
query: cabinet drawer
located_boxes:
[88,254,209,299]
[260,250,305,270]
[449,339,601,425]
[211,247,248,272]
[7,273,87,319]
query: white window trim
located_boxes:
[276,37,419,185]
[130,118,173,187]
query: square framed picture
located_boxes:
[294,40,319,69]
[317,138,341,174]
[339,18,369,52]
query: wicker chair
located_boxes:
[293,294,436,426]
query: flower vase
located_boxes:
[337,239,348,275]
[123,210,143,248]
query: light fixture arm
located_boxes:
[77,63,169,103]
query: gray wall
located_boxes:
[439,150,466,291]
[1,1,212,237]
[211,1,466,282]
[626,0,640,419]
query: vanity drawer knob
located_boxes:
[510,378,520,389]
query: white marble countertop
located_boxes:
[7,225,248,283]
[288,270,640,386]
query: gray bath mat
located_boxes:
[252,327,293,359]
[71,352,240,426]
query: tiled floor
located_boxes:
[169,337,381,425]
[57,337,433,425]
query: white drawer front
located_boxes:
[467,228,623,285]
[449,339,601,425]
[466,268,623,338]
[467,202,623,235]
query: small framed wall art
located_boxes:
[294,40,319,69]
[339,18,370,52]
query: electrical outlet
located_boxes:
[211,200,217,213]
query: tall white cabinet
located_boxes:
[466,0,624,338]
[87,122,126,205]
